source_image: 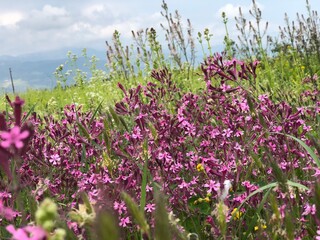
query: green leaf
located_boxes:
[287,180,309,191]
[148,122,158,142]
[89,100,103,125]
[236,182,278,213]
[119,116,129,132]
[76,121,91,140]
[314,181,320,221]
[80,192,94,214]
[108,106,121,130]
[68,211,83,223]
[103,119,112,154]
[22,103,37,123]
[284,211,295,240]
[246,95,255,114]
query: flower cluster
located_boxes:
[0,54,318,238]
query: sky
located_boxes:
[0,0,319,57]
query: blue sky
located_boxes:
[0,0,319,56]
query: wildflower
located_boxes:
[145,203,155,213]
[204,180,220,193]
[254,224,267,231]
[0,200,19,221]
[113,201,127,214]
[219,180,232,201]
[119,217,130,227]
[196,163,204,172]
[6,225,46,240]
[222,128,233,138]
[0,126,29,149]
[49,154,61,166]
[302,203,316,216]
[231,208,242,220]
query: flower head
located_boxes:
[0,126,29,149]
[6,225,46,240]
[0,200,19,221]
[196,163,205,172]
[231,208,243,220]
[119,216,130,227]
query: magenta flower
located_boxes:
[144,203,156,213]
[0,200,19,221]
[6,225,46,240]
[204,180,220,193]
[119,217,130,227]
[0,126,29,149]
[113,201,127,214]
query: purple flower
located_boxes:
[0,126,29,149]
[0,200,19,221]
[204,180,220,193]
[49,154,61,166]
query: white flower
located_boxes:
[219,180,232,201]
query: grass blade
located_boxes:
[287,180,309,191]
[121,192,150,238]
[155,191,172,240]
[236,182,278,213]
[89,100,103,125]
[22,103,37,124]
[272,132,320,168]
[94,211,119,240]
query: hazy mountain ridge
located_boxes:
[0,48,107,93]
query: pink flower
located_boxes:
[113,201,127,214]
[302,204,316,216]
[0,200,19,221]
[119,216,130,227]
[145,203,155,213]
[6,225,46,240]
[49,154,61,166]
[316,229,320,240]
[0,126,29,149]
[204,180,220,193]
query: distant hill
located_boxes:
[0,48,107,93]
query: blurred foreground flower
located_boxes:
[0,200,19,221]
[0,126,29,149]
[6,225,46,240]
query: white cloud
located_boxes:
[0,11,23,28]
[19,5,71,31]
[83,4,107,19]
[217,2,264,19]
[42,5,68,16]
[218,4,242,19]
